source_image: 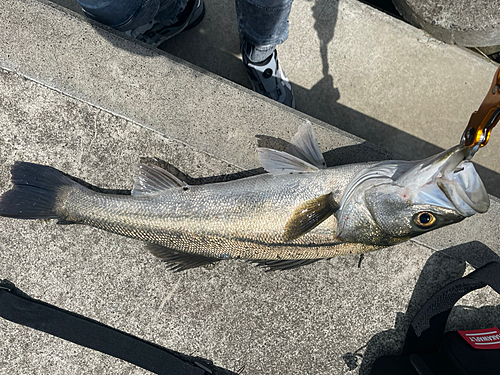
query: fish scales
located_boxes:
[59,165,374,260]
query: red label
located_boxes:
[458,327,500,349]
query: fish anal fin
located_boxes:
[56,219,78,225]
[283,193,339,242]
[146,244,221,272]
[252,258,322,271]
[132,164,188,196]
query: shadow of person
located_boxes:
[307,73,340,104]
[342,241,500,374]
[295,0,341,114]
[311,0,336,78]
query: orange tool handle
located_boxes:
[461,65,500,148]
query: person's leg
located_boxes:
[76,0,204,45]
[235,0,295,108]
[236,0,292,61]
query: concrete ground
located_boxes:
[54,0,500,199]
[391,0,500,47]
[0,0,499,374]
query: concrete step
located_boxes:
[42,0,500,199]
[0,0,499,374]
[163,0,500,197]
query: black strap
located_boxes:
[0,279,209,375]
[403,261,500,355]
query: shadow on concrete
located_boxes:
[47,0,500,198]
[256,134,391,164]
[357,0,403,20]
[344,241,500,374]
[141,156,266,184]
[305,0,341,112]
[58,140,391,194]
[140,140,388,185]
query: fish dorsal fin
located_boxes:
[257,121,326,174]
[132,164,188,196]
[286,120,326,169]
[257,148,319,174]
[283,193,339,241]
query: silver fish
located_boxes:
[0,123,490,270]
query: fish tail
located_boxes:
[0,161,79,220]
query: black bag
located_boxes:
[370,261,500,375]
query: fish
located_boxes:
[0,122,490,271]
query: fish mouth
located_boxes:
[339,145,489,218]
[398,145,489,216]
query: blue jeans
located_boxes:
[76,0,293,61]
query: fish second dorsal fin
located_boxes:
[257,121,326,174]
[257,148,320,174]
[132,164,188,196]
[286,120,326,169]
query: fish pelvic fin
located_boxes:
[0,162,78,220]
[132,164,188,196]
[146,244,221,272]
[283,193,339,242]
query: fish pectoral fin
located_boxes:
[132,164,189,196]
[286,120,326,169]
[283,193,339,242]
[257,148,320,174]
[146,244,221,272]
[252,258,322,271]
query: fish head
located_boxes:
[335,145,489,245]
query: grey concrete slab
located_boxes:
[391,0,500,47]
[0,1,500,374]
[2,0,375,173]
[43,0,500,199]
[1,63,500,375]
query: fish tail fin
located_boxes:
[0,162,79,220]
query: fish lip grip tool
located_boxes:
[461,65,500,155]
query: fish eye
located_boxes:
[414,212,436,228]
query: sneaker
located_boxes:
[125,0,205,47]
[242,49,296,109]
